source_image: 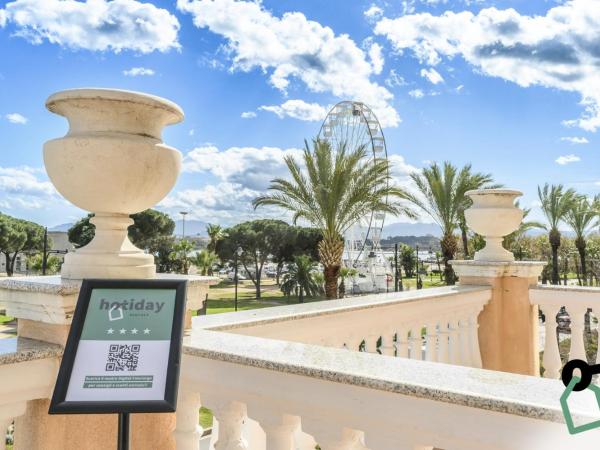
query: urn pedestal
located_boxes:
[43,88,184,279]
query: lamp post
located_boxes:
[180,211,188,239]
[234,246,243,312]
[416,244,422,290]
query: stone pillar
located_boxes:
[451,261,544,376]
[452,188,545,376]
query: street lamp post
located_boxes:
[41,227,68,275]
[180,211,188,239]
[234,246,243,312]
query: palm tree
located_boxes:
[407,162,494,284]
[254,139,414,299]
[193,249,218,275]
[338,267,358,298]
[172,239,194,274]
[538,184,577,285]
[564,195,599,284]
[206,223,227,253]
[280,255,321,303]
[457,173,501,258]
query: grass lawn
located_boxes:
[0,315,14,324]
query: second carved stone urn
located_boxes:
[464,189,523,262]
[44,88,184,279]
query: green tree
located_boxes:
[28,253,61,275]
[564,195,599,284]
[503,202,545,257]
[217,220,291,299]
[193,250,218,276]
[68,209,175,249]
[400,244,416,277]
[407,162,488,284]
[171,239,194,275]
[280,255,322,303]
[206,223,227,253]
[254,139,414,299]
[0,214,45,276]
[538,184,577,285]
[146,235,178,273]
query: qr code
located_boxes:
[105,344,140,372]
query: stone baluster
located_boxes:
[437,319,450,364]
[459,315,472,366]
[249,410,299,450]
[380,332,397,357]
[304,425,367,450]
[568,306,588,363]
[212,400,248,450]
[345,336,364,352]
[173,389,202,450]
[468,313,482,368]
[540,304,562,378]
[396,328,409,358]
[424,320,438,362]
[363,333,381,354]
[409,325,423,360]
[448,317,461,365]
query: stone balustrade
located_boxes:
[195,285,491,368]
[0,337,62,446]
[175,286,600,449]
[530,285,600,379]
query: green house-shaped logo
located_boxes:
[560,376,600,434]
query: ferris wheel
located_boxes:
[317,101,389,267]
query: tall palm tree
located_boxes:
[254,139,414,299]
[538,183,577,285]
[206,223,227,253]
[407,162,494,284]
[280,255,321,303]
[457,173,501,258]
[564,195,599,284]
[193,249,218,276]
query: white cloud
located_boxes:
[241,111,257,119]
[555,154,581,165]
[189,129,195,136]
[0,166,58,210]
[364,5,383,20]
[368,42,384,75]
[123,67,155,77]
[374,0,600,131]
[259,99,327,122]
[420,67,444,84]
[182,145,303,191]
[1,0,180,53]
[560,136,589,144]
[177,0,399,127]
[409,89,424,99]
[385,69,407,88]
[5,113,27,124]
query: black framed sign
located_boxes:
[49,279,187,414]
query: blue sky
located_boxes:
[0,0,598,229]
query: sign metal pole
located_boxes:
[118,412,130,450]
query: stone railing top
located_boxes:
[184,329,596,425]
[192,285,491,331]
[530,284,600,305]
[0,337,63,365]
[451,260,545,278]
[0,273,219,296]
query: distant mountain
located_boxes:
[382,222,441,238]
[174,219,209,237]
[49,223,73,232]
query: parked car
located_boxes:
[227,272,247,281]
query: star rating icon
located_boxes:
[107,328,114,335]
[131,328,138,335]
[119,328,127,334]
[143,328,151,335]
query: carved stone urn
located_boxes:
[464,189,523,262]
[44,88,184,279]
